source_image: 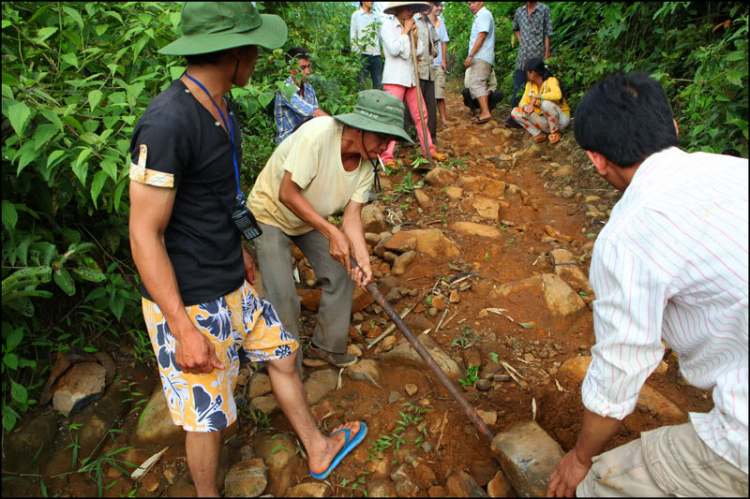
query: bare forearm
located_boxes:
[341,214,368,262]
[573,408,623,464]
[470,32,487,57]
[514,31,521,45]
[130,231,191,337]
[545,37,550,58]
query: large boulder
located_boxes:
[346,359,381,386]
[392,250,417,275]
[254,432,301,497]
[361,204,387,233]
[409,229,460,259]
[385,231,418,253]
[461,196,503,220]
[288,483,330,497]
[380,332,461,380]
[489,274,586,330]
[446,470,487,497]
[303,369,339,405]
[491,421,564,497]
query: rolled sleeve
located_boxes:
[582,236,668,420]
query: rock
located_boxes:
[421,441,433,453]
[347,344,363,357]
[462,196,501,220]
[555,265,594,296]
[4,411,59,472]
[428,306,438,317]
[551,163,572,178]
[383,251,399,263]
[410,229,460,258]
[248,373,272,399]
[549,248,576,265]
[224,459,267,497]
[365,232,382,245]
[346,359,381,386]
[40,349,100,405]
[254,432,300,497]
[367,478,397,497]
[561,186,575,199]
[472,458,501,487]
[392,250,416,275]
[240,445,256,461]
[424,168,457,187]
[475,379,492,392]
[250,395,278,415]
[458,176,507,198]
[362,204,387,233]
[489,274,586,330]
[491,421,564,497]
[464,350,481,368]
[404,383,418,396]
[136,385,184,445]
[429,485,447,497]
[446,470,487,497]
[164,465,180,484]
[414,189,432,208]
[487,471,513,497]
[168,477,197,497]
[382,332,461,379]
[432,295,445,310]
[517,144,542,159]
[585,195,601,203]
[452,221,502,239]
[404,313,435,333]
[414,463,439,489]
[391,463,420,496]
[559,356,592,382]
[385,287,402,303]
[288,483,330,497]
[352,286,376,313]
[92,352,116,385]
[446,186,464,201]
[449,290,460,303]
[654,360,669,375]
[366,458,391,478]
[52,361,107,417]
[636,384,686,422]
[389,391,403,405]
[477,409,497,425]
[385,231,418,253]
[303,358,329,367]
[304,369,339,405]
[297,289,322,311]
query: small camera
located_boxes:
[231,205,263,240]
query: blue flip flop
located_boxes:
[310,422,368,480]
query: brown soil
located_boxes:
[3,83,713,498]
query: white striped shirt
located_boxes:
[583,146,749,473]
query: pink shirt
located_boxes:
[583,147,748,473]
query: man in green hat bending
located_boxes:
[248,90,413,371]
[128,3,367,493]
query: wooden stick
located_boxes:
[435,308,450,332]
[440,306,462,331]
[366,287,431,349]
[410,29,434,170]
[435,411,449,451]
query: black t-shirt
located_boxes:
[130,79,245,306]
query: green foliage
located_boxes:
[442,2,748,157]
[458,366,480,387]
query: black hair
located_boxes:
[184,49,228,66]
[574,72,679,168]
[524,57,550,79]
[285,47,310,65]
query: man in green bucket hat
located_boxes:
[129,3,368,493]
[248,90,412,373]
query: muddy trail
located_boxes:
[3,84,713,498]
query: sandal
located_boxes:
[548,132,561,144]
[472,117,491,125]
[531,133,548,143]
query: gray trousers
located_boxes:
[254,222,354,372]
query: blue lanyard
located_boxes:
[183,72,244,205]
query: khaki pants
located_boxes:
[468,58,492,100]
[434,66,446,100]
[578,423,748,497]
[254,222,354,375]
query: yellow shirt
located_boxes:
[519,77,570,116]
[247,117,374,236]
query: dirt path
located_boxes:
[6,85,714,498]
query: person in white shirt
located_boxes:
[429,2,451,126]
[547,73,748,497]
[379,1,446,168]
[465,2,495,125]
[350,2,383,90]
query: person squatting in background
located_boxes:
[511,57,570,144]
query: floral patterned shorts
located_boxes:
[142,281,298,432]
